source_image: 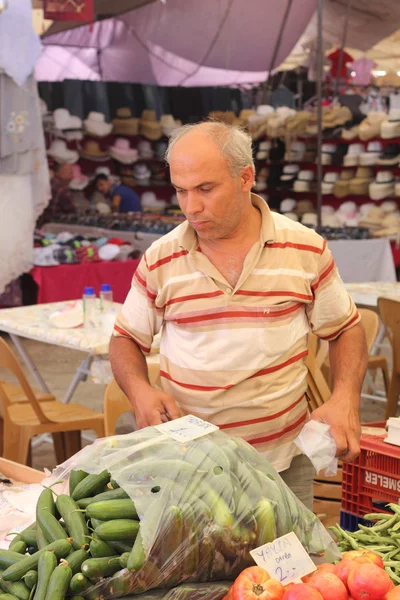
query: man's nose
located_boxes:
[186,191,203,215]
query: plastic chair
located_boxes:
[0,337,105,465]
[377,297,400,418]
[103,361,160,436]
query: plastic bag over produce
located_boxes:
[50,427,340,599]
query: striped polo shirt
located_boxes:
[114,194,359,472]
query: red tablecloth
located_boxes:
[391,242,400,269]
[31,259,140,304]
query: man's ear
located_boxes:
[241,165,255,192]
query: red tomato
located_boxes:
[348,562,393,600]
[343,550,384,569]
[232,566,285,600]
[308,572,348,600]
[283,583,324,600]
[302,564,336,583]
[334,560,357,589]
[386,588,400,600]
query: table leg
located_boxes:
[10,334,51,393]
[62,354,95,404]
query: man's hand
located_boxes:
[311,394,361,463]
[112,195,122,210]
[131,387,181,429]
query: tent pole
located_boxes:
[334,0,352,98]
[316,0,324,229]
[264,0,294,103]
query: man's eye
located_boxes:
[201,188,211,193]
[176,189,185,194]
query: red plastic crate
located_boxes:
[342,422,400,516]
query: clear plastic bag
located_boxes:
[51,428,340,599]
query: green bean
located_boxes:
[388,504,400,515]
[337,527,359,550]
[385,567,400,584]
[371,515,398,533]
[363,513,395,521]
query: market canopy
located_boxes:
[35,0,317,86]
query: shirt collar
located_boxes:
[178,192,276,251]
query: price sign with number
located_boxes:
[250,532,316,586]
[155,414,219,443]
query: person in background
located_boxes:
[94,174,142,213]
[37,163,76,226]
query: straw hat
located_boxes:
[333,170,355,198]
[359,112,387,141]
[381,110,400,139]
[140,110,162,140]
[84,111,113,137]
[109,138,139,164]
[369,171,396,201]
[112,108,139,136]
[79,140,109,162]
[160,114,182,137]
[349,167,374,196]
[47,139,79,164]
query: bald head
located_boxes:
[165,121,255,177]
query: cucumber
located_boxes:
[81,556,122,581]
[70,597,85,600]
[19,531,37,550]
[89,539,116,558]
[0,595,19,599]
[34,525,47,552]
[87,499,138,521]
[77,487,129,510]
[10,542,26,555]
[43,564,72,600]
[69,470,89,497]
[0,551,25,570]
[254,498,277,545]
[69,573,90,595]
[94,520,139,542]
[127,529,145,572]
[159,506,182,586]
[9,524,35,551]
[55,495,89,550]
[2,539,71,582]
[0,573,30,600]
[108,541,132,554]
[23,571,38,590]
[32,551,56,600]
[182,504,199,576]
[36,512,68,545]
[119,552,130,569]
[88,518,103,531]
[59,549,89,575]
[71,471,110,502]
[36,490,55,518]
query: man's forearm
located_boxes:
[328,323,368,402]
[109,336,152,402]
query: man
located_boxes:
[94,173,142,213]
[38,163,76,225]
[110,122,368,509]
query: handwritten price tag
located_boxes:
[250,532,316,586]
[155,414,219,443]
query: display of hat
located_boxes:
[321,143,336,165]
[293,170,314,193]
[138,139,154,159]
[321,172,339,195]
[369,171,396,201]
[69,165,89,190]
[331,144,348,166]
[112,108,139,136]
[381,200,398,214]
[336,201,358,227]
[359,203,374,217]
[284,212,299,221]
[285,112,311,138]
[296,199,314,216]
[280,198,297,213]
[109,138,139,164]
[53,108,83,140]
[321,205,335,215]
[359,112,387,141]
[280,164,300,185]
[302,212,318,228]
[359,205,384,228]
[333,169,355,198]
[140,110,162,141]
[377,143,400,166]
[80,140,109,161]
[84,111,113,137]
[303,144,317,163]
[341,124,360,140]
[257,105,274,116]
[322,214,341,228]
[285,141,306,162]
[133,162,151,183]
[359,141,383,166]
[208,111,236,124]
[141,191,167,211]
[343,143,365,167]
[348,167,373,196]
[256,140,271,161]
[160,114,182,137]
[155,140,168,159]
[99,244,121,261]
[380,109,400,139]
[47,139,79,164]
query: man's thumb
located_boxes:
[163,396,181,420]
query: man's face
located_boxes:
[96,178,112,195]
[169,132,254,242]
[58,164,74,182]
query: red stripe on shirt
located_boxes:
[134,271,157,301]
[236,290,313,301]
[174,302,301,325]
[312,259,335,292]
[319,312,360,341]
[148,250,189,271]
[162,290,224,308]
[250,350,308,379]
[113,325,151,353]
[246,410,308,446]
[266,241,323,254]
[160,370,233,391]
[218,394,305,429]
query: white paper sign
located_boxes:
[250,532,316,586]
[155,414,219,443]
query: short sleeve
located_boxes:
[306,242,360,340]
[113,254,163,354]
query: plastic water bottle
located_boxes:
[83,286,97,330]
[100,283,113,313]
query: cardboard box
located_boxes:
[0,458,45,485]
